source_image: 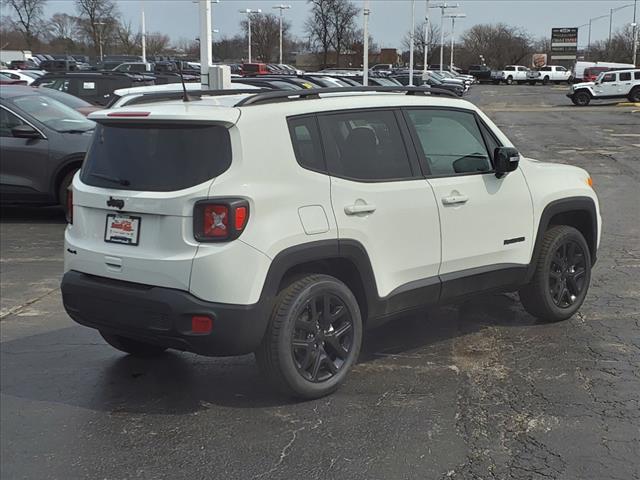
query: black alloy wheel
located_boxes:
[291,293,354,383]
[548,240,587,308]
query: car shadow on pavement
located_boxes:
[0,294,538,412]
[0,205,66,224]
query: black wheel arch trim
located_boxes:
[526,196,598,282]
[50,154,84,200]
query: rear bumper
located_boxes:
[61,271,270,356]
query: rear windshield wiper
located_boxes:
[89,172,131,186]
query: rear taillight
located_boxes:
[66,188,73,224]
[194,199,250,242]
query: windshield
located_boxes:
[10,95,94,132]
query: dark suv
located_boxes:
[33,72,154,106]
[0,85,94,209]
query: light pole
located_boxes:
[587,14,608,57]
[409,0,416,86]
[272,4,291,65]
[609,4,634,46]
[239,9,262,63]
[432,2,458,72]
[141,3,146,63]
[93,21,106,62]
[633,0,638,65]
[444,13,465,70]
[362,0,370,86]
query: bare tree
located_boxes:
[460,23,532,68]
[401,21,441,66]
[241,13,289,62]
[7,0,46,49]
[48,13,79,41]
[145,32,170,56]
[329,0,359,67]
[116,20,141,55]
[306,0,334,68]
[75,0,118,56]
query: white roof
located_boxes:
[91,90,476,125]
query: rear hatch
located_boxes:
[66,107,239,291]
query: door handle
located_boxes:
[442,195,469,205]
[344,204,376,215]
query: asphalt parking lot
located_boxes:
[1,85,639,480]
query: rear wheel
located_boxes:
[628,87,640,102]
[519,226,591,322]
[100,332,167,357]
[255,274,363,399]
[572,90,591,106]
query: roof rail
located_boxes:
[234,86,460,107]
[122,88,270,107]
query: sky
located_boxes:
[40,0,639,49]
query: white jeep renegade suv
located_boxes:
[61,87,601,399]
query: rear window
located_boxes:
[81,123,231,192]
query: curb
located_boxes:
[616,102,640,107]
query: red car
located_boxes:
[242,63,270,76]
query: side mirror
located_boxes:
[494,146,520,178]
[11,124,41,139]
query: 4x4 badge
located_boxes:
[106,196,125,210]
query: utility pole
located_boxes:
[409,0,415,86]
[239,9,262,63]
[363,0,370,86]
[273,4,291,65]
[587,14,608,59]
[633,0,638,65]
[199,0,212,88]
[445,13,465,70]
[141,4,146,63]
[433,2,458,72]
[423,0,430,77]
[94,21,105,62]
[609,4,634,47]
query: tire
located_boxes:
[572,90,591,106]
[529,81,536,86]
[519,226,592,322]
[628,87,640,102]
[100,332,167,357]
[492,80,500,85]
[255,274,363,399]
[58,168,78,214]
[542,76,550,85]
[506,76,513,85]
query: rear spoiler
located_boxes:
[88,107,241,128]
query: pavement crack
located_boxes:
[0,288,58,320]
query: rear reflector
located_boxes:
[235,206,248,230]
[107,111,151,117]
[191,316,213,334]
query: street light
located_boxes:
[423,0,441,76]
[587,14,608,55]
[362,0,370,86]
[444,12,465,70]
[272,4,291,65]
[93,21,106,62]
[409,0,416,86]
[239,8,262,63]
[609,4,634,45]
[432,2,459,72]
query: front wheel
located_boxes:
[572,90,591,106]
[255,274,363,399]
[519,226,592,322]
[100,332,167,357]
[542,76,550,85]
[506,76,514,85]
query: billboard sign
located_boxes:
[532,53,547,68]
[551,27,578,61]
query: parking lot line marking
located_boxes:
[609,134,640,137]
[617,102,640,107]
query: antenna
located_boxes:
[178,61,196,102]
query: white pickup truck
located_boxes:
[527,65,572,85]
[491,65,531,85]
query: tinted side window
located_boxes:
[635,71,640,80]
[0,108,25,137]
[541,67,551,71]
[288,116,325,173]
[406,109,492,176]
[619,72,631,81]
[505,66,515,71]
[602,73,616,82]
[318,110,413,181]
